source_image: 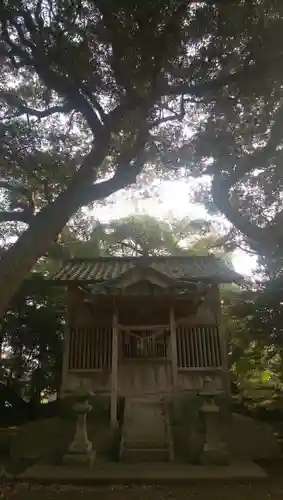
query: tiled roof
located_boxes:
[50,256,241,283]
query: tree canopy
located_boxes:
[0,0,282,316]
[61,213,226,259]
[191,1,283,256]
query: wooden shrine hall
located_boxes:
[50,255,241,427]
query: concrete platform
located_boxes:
[18,462,268,484]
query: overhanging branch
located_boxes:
[152,114,183,126]
[164,51,283,98]
[211,174,283,255]
[0,211,31,224]
[152,96,185,127]
[209,98,283,255]
[2,11,105,137]
[9,103,72,119]
[83,130,149,205]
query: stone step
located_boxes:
[127,406,165,414]
[120,397,172,462]
[124,429,167,438]
[125,428,166,435]
[121,447,170,462]
[123,440,168,449]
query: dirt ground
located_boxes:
[2,408,283,500]
[0,459,280,500]
[1,481,283,500]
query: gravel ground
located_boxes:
[1,481,283,500]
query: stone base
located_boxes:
[68,440,93,454]
[19,461,268,483]
[201,446,230,466]
[63,450,96,467]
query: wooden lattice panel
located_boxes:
[68,326,112,370]
[176,325,222,368]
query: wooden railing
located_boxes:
[120,328,169,359]
[68,324,222,371]
[68,326,112,370]
[176,324,222,369]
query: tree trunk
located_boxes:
[0,326,3,373]
[0,144,108,318]
[279,345,283,384]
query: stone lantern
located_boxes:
[63,380,96,466]
[199,377,229,465]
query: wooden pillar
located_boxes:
[212,284,229,392]
[170,306,178,390]
[110,308,119,428]
[220,325,230,394]
[61,288,73,398]
[60,323,70,397]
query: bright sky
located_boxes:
[94,178,257,277]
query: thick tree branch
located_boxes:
[31,65,103,137]
[210,100,283,255]
[2,12,104,137]
[164,52,283,98]
[152,96,185,127]
[152,114,183,126]
[87,150,145,202]
[211,174,283,255]
[0,211,31,224]
[80,83,106,123]
[0,138,111,317]
[9,103,72,119]
[42,181,52,205]
[83,130,149,205]
[235,243,258,256]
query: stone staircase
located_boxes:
[120,397,173,462]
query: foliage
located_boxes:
[0,0,199,313]
[224,255,283,390]
[63,213,226,258]
[189,1,283,256]
[0,278,65,404]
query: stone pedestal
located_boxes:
[199,378,229,465]
[63,382,95,467]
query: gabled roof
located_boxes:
[49,255,242,283]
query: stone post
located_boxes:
[199,377,229,465]
[63,381,96,467]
